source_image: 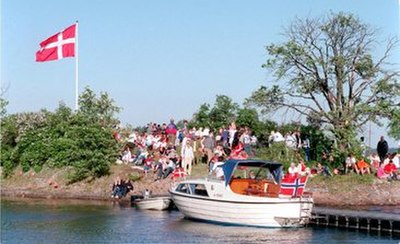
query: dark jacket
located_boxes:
[377,140,389,157]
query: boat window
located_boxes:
[190,184,209,197]
[176,183,191,194]
[233,164,275,182]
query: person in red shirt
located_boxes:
[384,160,398,180]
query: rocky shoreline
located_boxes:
[1,165,400,207]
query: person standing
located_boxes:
[166,118,178,146]
[377,136,389,165]
[181,138,194,175]
[201,129,215,168]
[303,136,311,162]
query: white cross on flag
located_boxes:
[36,24,76,62]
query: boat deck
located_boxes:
[229,178,280,197]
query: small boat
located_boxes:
[169,159,314,228]
[132,195,172,211]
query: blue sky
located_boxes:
[1,0,399,147]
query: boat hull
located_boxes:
[170,191,313,227]
[134,197,171,211]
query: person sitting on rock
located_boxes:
[121,146,134,164]
[111,177,133,199]
[143,155,154,176]
[356,158,371,175]
[345,154,359,174]
[163,158,175,178]
[369,153,380,170]
[384,159,399,181]
[316,162,332,177]
[155,156,168,181]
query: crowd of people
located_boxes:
[311,136,400,181]
[341,136,400,181]
[113,118,400,195]
[115,119,258,180]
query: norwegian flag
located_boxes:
[280,175,308,197]
[36,24,76,62]
[172,167,187,180]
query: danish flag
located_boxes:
[172,167,187,180]
[280,175,308,197]
[36,24,76,62]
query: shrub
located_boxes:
[0,89,120,183]
[255,143,301,169]
[128,172,142,182]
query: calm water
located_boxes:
[1,198,399,243]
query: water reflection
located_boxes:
[1,198,398,243]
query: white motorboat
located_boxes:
[133,195,172,211]
[169,159,314,228]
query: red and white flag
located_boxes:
[280,175,308,197]
[36,24,76,62]
[172,167,187,180]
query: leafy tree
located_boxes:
[246,12,400,156]
[388,108,400,140]
[208,95,239,129]
[236,108,262,133]
[191,103,211,129]
[299,125,332,162]
[191,95,239,131]
[78,86,121,127]
[0,97,8,118]
[0,86,9,118]
[1,91,120,182]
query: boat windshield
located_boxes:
[222,159,283,186]
[208,162,225,180]
[233,164,276,183]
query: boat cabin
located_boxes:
[206,159,283,198]
[225,160,283,197]
[175,182,209,197]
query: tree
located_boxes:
[0,97,8,118]
[246,12,400,155]
[0,85,9,118]
[1,90,120,181]
[191,103,211,129]
[191,95,239,130]
[208,95,239,129]
[78,86,121,127]
[236,108,262,133]
[388,108,400,140]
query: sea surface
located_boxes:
[1,198,399,243]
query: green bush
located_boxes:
[255,143,301,169]
[128,172,142,182]
[0,145,16,177]
[0,88,120,183]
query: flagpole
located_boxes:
[75,21,79,111]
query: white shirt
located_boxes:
[392,155,400,168]
[212,162,225,178]
[288,165,299,175]
[285,134,296,148]
[181,145,194,159]
[346,156,356,166]
[273,132,285,142]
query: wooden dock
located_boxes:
[310,207,400,234]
